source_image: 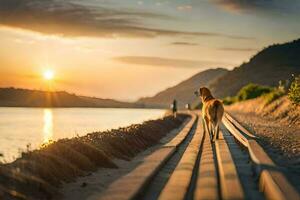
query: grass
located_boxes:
[263,89,285,105]
[0,114,189,200]
[223,83,284,105]
[223,96,238,105]
[236,83,273,101]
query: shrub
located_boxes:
[223,96,237,105]
[288,75,300,105]
[223,83,274,105]
[0,114,189,199]
[236,83,273,101]
[263,89,285,105]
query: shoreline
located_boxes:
[0,114,189,200]
[0,108,167,163]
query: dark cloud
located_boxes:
[218,47,259,52]
[114,56,233,68]
[210,0,300,13]
[0,0,168,37]
[171,42,198,46]
[0,0,254,40]
[214,0,273,12]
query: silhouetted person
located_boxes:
[172,99,177,118]
[185,103,191,110]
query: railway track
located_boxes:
[98,112,300,200]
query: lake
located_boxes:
[0,108,165,162]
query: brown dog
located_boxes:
[195,87,224,142]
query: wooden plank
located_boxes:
[165,113,197,148]
[222,116,248,147]
[223,114,300,200]
[225,113,256,138]
[260,170,300,200]
[248,140,274,167]
[158,118,204,200]
[194,129,219,200]
[248,140,300,200]
[215,132,244,200]
[98,147,175,200]
[98,113,196,200]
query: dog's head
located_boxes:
[194,87,212,101]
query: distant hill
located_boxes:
[0,88,142,108]
[210,39,300,98]
[137,68,229,108]
[138,39,300,108]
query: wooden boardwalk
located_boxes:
[98,112,300,200]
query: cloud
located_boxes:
[211,0,300,14]
[0,0,167,37]
[114,56,233,68]
[218,47,258,52]
[214,0,269,12]
[177,5,192,11]
[171,42,198,46]
[13,38,36,45]
[0,0,254,40]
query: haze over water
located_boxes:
[0,108,165,162]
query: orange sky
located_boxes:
[0,0,299,101]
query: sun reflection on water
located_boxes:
[43,109,53,144]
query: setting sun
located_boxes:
[43,69,54,80]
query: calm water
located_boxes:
[0,108,165,162]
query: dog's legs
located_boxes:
[212,124,216,142]
[216,125,220,139]
[209,122,214,140]
[207,119,212,140]
[202,117,206,133]
[213,123,220,142]
[212,124,220,142]
[203,116,212,140]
